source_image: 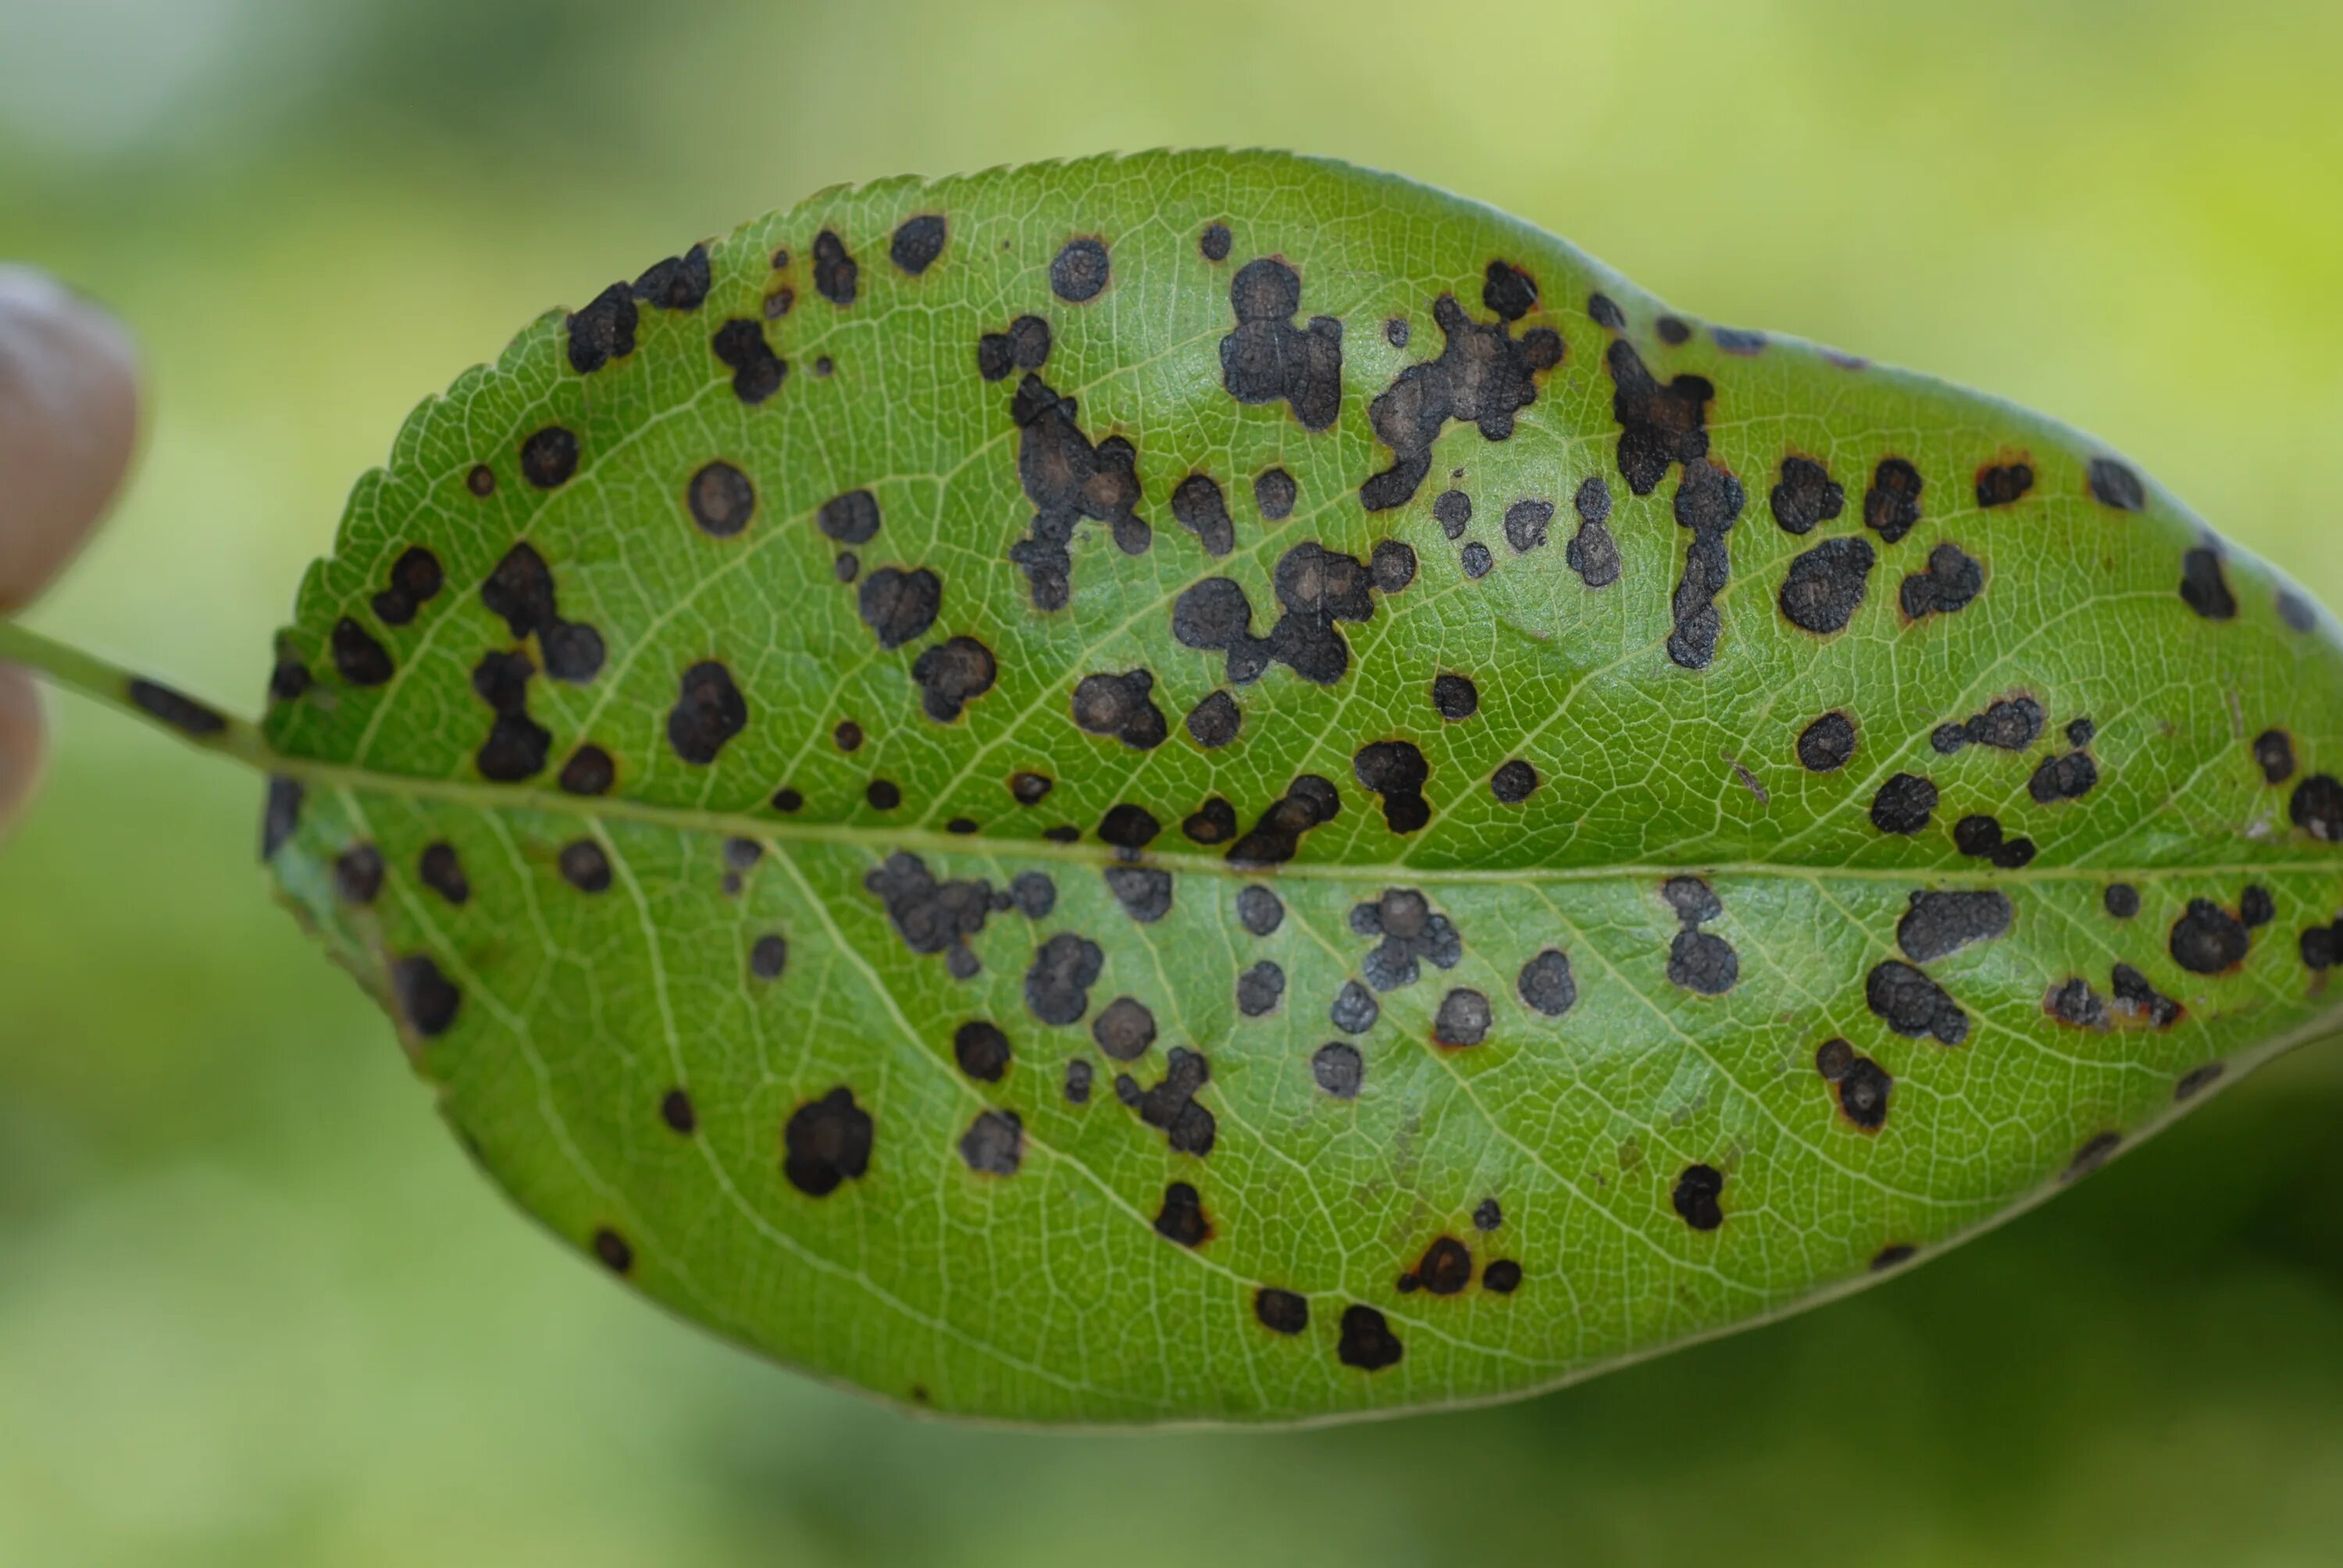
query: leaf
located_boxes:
[9,149,2343,1426]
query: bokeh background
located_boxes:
[3,0,2341,1562]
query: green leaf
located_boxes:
[10,148,2343,1425]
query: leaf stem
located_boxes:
[0,615,278,772]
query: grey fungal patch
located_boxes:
[1329,980,1379,1035]
[1025,932,1105,1025]
[1433,989,1492,1047]
[1567,474,1620,586]
[865,853,1004,976]
[1778,536,1874,634]
[1119,1047,1216,1156]
[1517,949,1577,1017]
[2088,457,2145,511]
[1171,472,1238,557]
[1186,690,1242,749]
[1071,669,1167,750]
[1312,1041,1363,1097]
[1104,864,1175,924]
[1007,373,1149,610]
[958,1109,1022,1175]
[1796,711,1856,772]
[889,214,946,275]
[1503,498,1554,554]
[1236,960,1286,1017]
[2180,544,2238,620]
[1897,889,2013,963]
[1050,237,1110,303]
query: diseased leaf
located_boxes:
[9,149,2343,1426]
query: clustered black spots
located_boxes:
[1931,696,2042,755]
[1171,472,1238,557]
[912,637,997,723]
[2045,976,2109,1029]
[1662,876,1738,995]
[1567,474,1621,587]
[1312,1041,1363,1097]
[1154,1181,1209,1246]
[1172,541,1389,686]
[1491,757,1538,804]
[812,230,858,305]
[857,567,941,650]
[1104,864,1174,923]
[783,1086,872,1196]
[1186,690,1242,749]
[1065,1058,1094,1103]
[2254,729,2297,785]
[1665,459,1745,668]
[1051,237,1110,303]
[1503,498,1553,554]
[1007,372,1149,609]
[1796,711,1856,772]
[2180,543,2238,620]
[2293,774,2343,840]
[1433,989,1492,1048]
[2088,456,2145,512]
[1025,932,1105,1025]
[1236,960,1285,1016]
[558,839,612,893]
[1778,536,1874,634]
[1353,740,1430,834]
[127,677,226,738]
[890,214,947,275]
[865,852,1009,980]
[1200,223,1232,262]
[1900,543,1983,619]
[333,616,395,686]
[1254,467,1296,521]
[1352,888,1461,992]
[666,660,748,765]
[958,1109,1022,1175]
[1770,455,1843,533]
[2169,898,2249,975]
[2110,963,2181,1027]
[1097,804,1161,853]
[333,843,383,904]
[1897,889,2013,963]
[1218,258,1343,431]
[2063,1131,2122,1183]
[1336,1303,1402,1370]
[1814,1037,1892,1131]
[686,461,757,538]
[976,315,1051,382]
[419,842,470,904]
[1237,884,1283,937]
[1329,981,1378,1035]
[1606,340,1710,497]
[369,546,444,629]
[1183,796,1236,845]
[1870,772,1938,835]
[1517,949,1576,1017]
[750,933,788,980]
[1227,773,1346,871]
[2027,745,2099,805]
[392,954,462,1036]
[1975,461,2033,508]
[482,543,605,683]
[470,649,551,781]
[1864,458,1924,543]
[1071,668,1167,749]
[1671,1164,1724,1231]
[635,244,712,312]
[1361,295,1563,510]
[1091,996,1156,1061]
[711,319,786,403]
[1117,1047,1217,1155]
[1952,814,2036,870]
[1867,960,1967,1045]
[1255,1287,1307,1335]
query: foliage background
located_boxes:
[2,0,2340,1561]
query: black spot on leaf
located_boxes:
[687,461,757,537]
[1337,1304,1402,1370]
[1226,774,1342,868]
[1255,1288,1307,1335]
[811,230,858,305]
[890,214,946,275]
[2169,898,2249,974]
[1353,741,1431,834]
[1770,455,1843,533]
[1154,1181,1210,1245]
[566,283,637,374]
[711,318,786,402]
[1796,711,1856,772]
[783,1087,872,1196]
[419,842,470,904]
[2180,546,2238,620]
[1050,238,1110,302]
[958,1110,1022,1175]
[1025,932,1104,1025]
[1666,459,1744,668]
[1606,340,1709,497]
[865,853,1002,976]
[912,637,996,723]
[1007,372,1149,609]
[1171,472,1237,556]
[1491,758,1538,804]
[1517,949,1576,1017]
[1352,888,1462,992]
[1671,1164,1724,1231]
[1900,543,1984,619]
[1312,1041,1363,1097]
[1778,536,1874,634]
[1898,889,2013,963]
[2254,729,2297,785]
[1433,989,1491,1047]
[2088,456,2145,511]
[1186,690,1242,749]
[1361,295,1561,509]
[1220,258,1343,431]
[1566,474,1620,586]
[1237,885,1284,937]
[392,955,462,1037]
[1863,458,1923,543]
[1071,668,1167,750]
[1870,773,1938,835]
[1104,865,1174,924]
[857,567,942,650]
[1974,462,2033,508]
[1867,961,1968,1045]
[332,617,394,686]
[666,661,748,764]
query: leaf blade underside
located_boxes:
[253,150,2343,1424]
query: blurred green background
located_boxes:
[4,0,2341,1562]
